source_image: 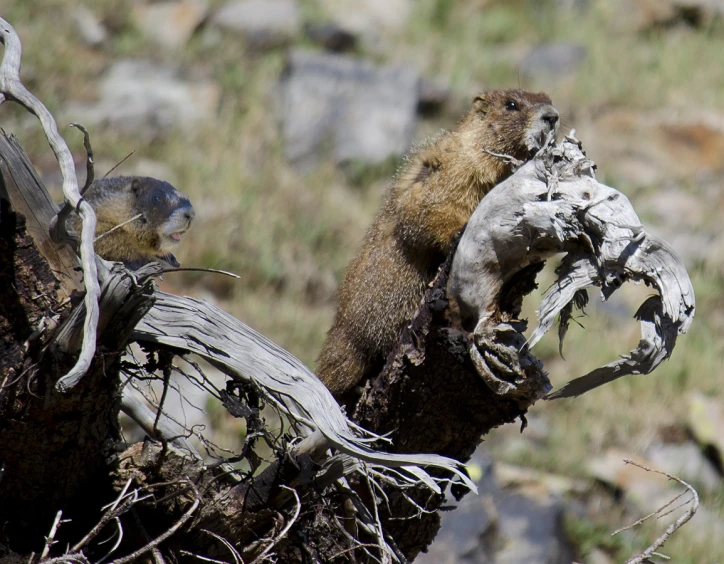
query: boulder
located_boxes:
[688,392,724,460]
[72,6,108,47]
[66,60,220,138]
[417,449,575,563]
[645,440,721,492]
[318,0,411,43]
[211,0,301,49]
[132,0,208,49]
[280,50,419,168]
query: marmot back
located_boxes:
[316,89,559,402]
[69,176,195,269]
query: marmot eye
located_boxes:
[505,100,519,111]
[153,194,160,203]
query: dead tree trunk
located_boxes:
[0,133,158,551]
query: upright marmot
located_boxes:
[316,89,559,400]
[69,176,195,269]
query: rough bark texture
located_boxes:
[0,140,99,549]
[352,244,544,559]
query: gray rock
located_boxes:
[492,493,574,564]
[587,448,691,513]
[602,0,679,32]
[418,448,575,564]
[645,441,721,492]
[132,0,208,49]
[688,392,724,460]
[418,78,451,116]
[72,6,108,47]
[603,0,724,31]
[304,23,357,53]
[211,0,301,49]
[522,42,586,81]
[65,60,220,137]
[280,50,419,168]
[676,0,724,21]
[318,0,411,45]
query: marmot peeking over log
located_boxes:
[316,89,559,400]
[69,176,195,269]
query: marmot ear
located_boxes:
[473,95,489,116]
[130,178,141,196]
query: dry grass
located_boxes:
[3,0,724,560]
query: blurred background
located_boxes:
[3,0,724,561]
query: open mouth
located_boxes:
[167,230,187,243]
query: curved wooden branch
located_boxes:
[450,135,695,399]
[132,290,476,491]
[0,17,101,392]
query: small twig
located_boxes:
[329,544,386,561]
[71,496,136,555]
[95,518,124,564]
[200,529,243,564]
[94,213,143,243]
[611,489,688,536]
[103,150,136,178]
[71,477,135,552]
[617,459,699,564]
[150,549,166,564]
[482,148,524,168]
[153,354,173,437]
[108,479,201,564]
[177,552,230,564]
[657,494,695,520]
[0,17,101,393]
[40,510,65,560]
[363,466,390,562]
[70,123,94,194]
[151,267,242,279]
[42,555,90,564]
[250,485,302,564]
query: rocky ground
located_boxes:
[4,0,724,561]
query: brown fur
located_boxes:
[316,89,559,399]
[69,176,195,269]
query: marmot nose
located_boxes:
[540,106,559,130]
[183,205,195,221]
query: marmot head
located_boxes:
[461,89,559,166]
[130,177,195,254]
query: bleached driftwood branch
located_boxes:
[132,290,476,492]
[0,16,101,392]
[450,134,695,399]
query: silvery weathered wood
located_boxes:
[133,290,476,492]
[0,133,84,296]
[450,136,695,399]
[0,17,101,392]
